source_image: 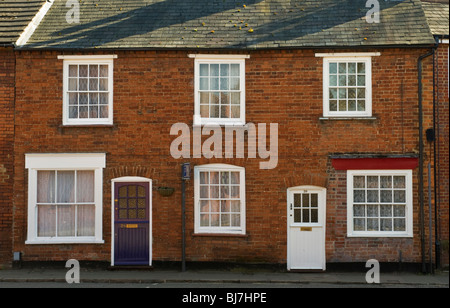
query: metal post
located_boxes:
[181,177,186,272]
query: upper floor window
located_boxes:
[191,55,248,126]
[317,53,379,118]
[59,55,116,126]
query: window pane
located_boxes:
[69,78,78,91]
[210,64,219,76]
[230,77,240,90]
[200,214,209,227]
[329,63,337,74]
[99,65,108,77]
[69,65,78,77]
[329,75,337,87]
[99,78,108,91]
[200,186,209,198]
[200,64,209,76]
[357,62,366,74]
[57,171,75,203]
[367,176,378,188]
[89,65,98,77]
[381,190,392,203]
[231,214,240,227]
[380,176,392,188]
[89,78,98,91]
[77,171,95,203]
[367,205,378,217]
[78,205,95,236]
[79,65,88,77]
[348,63,356,74]
[354,204,365,217]
[353,190,365,203]
[220,64,229,77]
[230,64,240,76]
[37,171,55,203]
[38,205,56,237]
[200,78,209,91]
[311,209,318,223]
[394,218,405,231]
[393,205,405,217]
[367,190,378,202]
[380,205,392,217]
[381,218,392,231]
[353,176,365,188]
[79,78,88,91]
[354,218,365,231]
[394,190,406,203]
[367,218,378,231]
[394,176,406,188]
[58,205,75,237]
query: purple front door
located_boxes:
[114,182,150,265]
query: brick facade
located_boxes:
[11,47,446,267]
[0,47,14,267]
[435,43,449,267]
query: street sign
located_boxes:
[182,163,191,180]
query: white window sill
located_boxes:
[192,122,249,128]
[319,117,377,121]
[26,238,105,245]
[347,233,412,238]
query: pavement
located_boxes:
[0,265,448,287]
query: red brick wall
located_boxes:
[12,48,443,266]
[0,47,15,267]
[436,43,449,267]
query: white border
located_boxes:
[194,164,246,235]
[286,186,327,271]
[193,56,247,126]
[60,56,115,126]
[322,56,373,118]
[111,176,153,267]
[25,153,106,244]
[346,170,413,238]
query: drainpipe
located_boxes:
[418,48,435,274]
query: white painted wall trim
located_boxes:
[315,52,381,58]
[57,55,118,60]
[188,54,250,59]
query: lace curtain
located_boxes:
[37,170,95,237]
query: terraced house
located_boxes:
[0,0,51,267]
[1,0,448,272]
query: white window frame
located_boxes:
[194,164,246,235]
[191,55,248,126]
[317,53,379,118]
[347,169,413,238]
[59,55,116,126]
[25,153,106,244]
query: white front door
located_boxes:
[287,186,326,271]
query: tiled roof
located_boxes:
[421,1,449,36]
[0,0,47,44]
[22,0,435,49]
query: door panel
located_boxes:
[287,187,326,271]
[114,182,150,265]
